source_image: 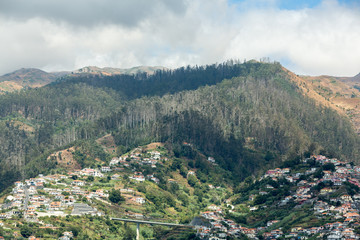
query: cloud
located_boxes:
[0,0,186,28]
[224,0,360,75]
[0,0,359,76]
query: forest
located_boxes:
[0,61,358,192]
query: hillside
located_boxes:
[226,154,360,239]
[0,68,61,92]
[289,73,360,133]
[0,61,359,193]
[0,143,214,239]
[340,72,360,83]
[1,144,360,239]
[353,73,360,82]
[0,61,360,239]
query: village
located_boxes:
[196,155,360,240]
[2,150,360,239]
[0,149,167,239]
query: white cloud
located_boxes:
[0,0,359,76]
[0,0,186,28]
[224,0,360,76]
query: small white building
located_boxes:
[101,166,112,172]
[72,180,85,186]
[136,197,145,204]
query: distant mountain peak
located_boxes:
[0,68,47,78]
[0,68,59,92]
[352,72,360,82]
[72,65,167,76]
[0,65,167,93]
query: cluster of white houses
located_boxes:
[0,165,148,223]
[196,155,360,240]
[5,149,360,240]
[110,150,163,169]
[0,148,167,226]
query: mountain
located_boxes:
[0,61,360,239]
[71,66,166,76]
[352,72,360,82]
[0,68,62,92]
[0,66,166,93]
[336,72,360,83]
[0,60,358,194]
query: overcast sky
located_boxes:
[0,0,359,76]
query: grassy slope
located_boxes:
[287,70,360,133]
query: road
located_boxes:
[111,218,192,227]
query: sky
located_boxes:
[0,0,359,76]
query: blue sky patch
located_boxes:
[229,0,356,10]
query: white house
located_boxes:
[101,166,111,172]
[136,197,145,204]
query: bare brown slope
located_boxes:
[0,68,58,85]
[283,67,360,133]
[96,134,117,155]
[0,68,60,92]
[47,147,81,171]
[282,67,342,112]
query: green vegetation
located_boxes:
[108,189,125,204]
[0,60,359,194]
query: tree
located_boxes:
[264,151,275,162]
[254,194,267,205]
[313,169,324,179]
[87,175,94,182]
[169,182,179,193]
[179,166,188,178]
[62,191,70,196]
[188,175,197,187]
[123,224,136,240]
[137,184,146,193]
[323,163,335,172]
[20,225,32,238]
[68,226,80,237]
[108,189,124,204]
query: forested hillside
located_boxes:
[96,63,359,180]
[0,61,358,192]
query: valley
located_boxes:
[0,61,359,239]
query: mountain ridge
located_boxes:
[351,72,360,82]
[72,65,167,76]
[0,66,167,93]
